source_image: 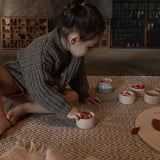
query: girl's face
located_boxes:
[68,35,100,58]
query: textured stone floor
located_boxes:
[85,48,160,76]
[0,48,160,76]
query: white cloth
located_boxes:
[0,144,97,160]
[0,144,63,160]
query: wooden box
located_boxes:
[1,17,48,49]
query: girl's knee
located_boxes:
[64,90,79,105]
[70,90,79,102]
[0,67,13,87]
[0,67,7,83]
[0,67,21,95]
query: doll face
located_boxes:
[68,34,100,58]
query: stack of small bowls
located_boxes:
[98,78,113,94]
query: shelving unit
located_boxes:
[111,0,160,48]
[1,17,48,49]
[147,1,160,48]
[94,18,111,48]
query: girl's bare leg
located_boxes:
[0,67,22,135]
[63,89,79,105]
[0,92,10,135]
[6,89,79,125]
[6,101,49,125]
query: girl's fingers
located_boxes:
[68,113,80,120]
[93,97,102,103]
[67,106,82,120]
[85,97,102,105]
[90,99,99,104]
[76,112,82,120]
[88,97,100,105]
[85,98,92,105]
[74,115,79,120]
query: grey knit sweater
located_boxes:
[3,28,89,117]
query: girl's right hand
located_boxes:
[67,106,81,120]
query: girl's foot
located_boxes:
[6,101,50,126]
[6,105,27,125]
[0,117,10,135]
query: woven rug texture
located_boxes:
[1,76,160,160]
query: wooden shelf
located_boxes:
[94,18,111,49]
[111,0,160,48]
[1,17,48,49]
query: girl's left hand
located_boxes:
[84,96,102,105]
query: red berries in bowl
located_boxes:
[82,112,93,119]
[100,79,110,83]
[76,111,95,129]
[132,85,145,89]
[130,84,145,96]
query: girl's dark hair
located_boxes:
[58,0,105,41]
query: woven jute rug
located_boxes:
[1,76,160,160]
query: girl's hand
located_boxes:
[84,96,102,105]
[67,106,82,120]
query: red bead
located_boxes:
[82,114,88,119]
[101,79,110,83]
[139,85,145,89]
[88,114,92,119]
[131,127,140,135]
[132,85,139,89]
[82,113,93,119]
[132,85,144,89]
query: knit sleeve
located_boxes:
[69,58,89,102]
[18,38,72,117]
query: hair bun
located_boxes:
[67,0,86,9]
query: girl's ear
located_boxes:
[70,34,80,45]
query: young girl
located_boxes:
[0,0,105,135]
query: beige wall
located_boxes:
[0,0,67,31]
[88,0,112,17]
[0,0,112,46]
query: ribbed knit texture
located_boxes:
[69,58,89,102]
[3,28,89,117]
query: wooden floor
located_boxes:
[0,48,160,75]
